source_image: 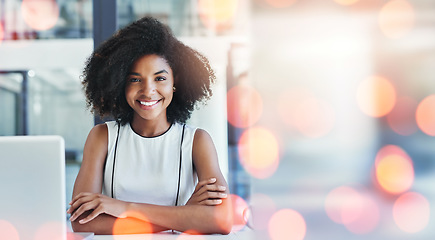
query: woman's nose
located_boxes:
[140,80,156,95]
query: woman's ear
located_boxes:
[173,75,178,92]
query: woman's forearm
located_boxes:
[126,202,232,234]
[71,202,232,235]
[70,188,232,235]
[71,210,169,235]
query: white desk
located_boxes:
[92,229,254,240]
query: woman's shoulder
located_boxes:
[192,128,211,143]
[82,123,109,162]
[86,123,109,144]
[89,123,108,136]
[183,124,213,149]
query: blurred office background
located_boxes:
[1,0,434,239]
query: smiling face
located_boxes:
[125,54,174,125]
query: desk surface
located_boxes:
[92,230,254,240]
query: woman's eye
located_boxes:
[156,76,166,81]
[129,78,140,82]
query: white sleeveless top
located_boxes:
[102,121,198,206]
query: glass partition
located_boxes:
[27,68,93,160]
[0,72,22,135]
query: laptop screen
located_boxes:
[0,136,67,240]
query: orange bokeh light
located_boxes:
[325,186,363,225]
[229,194,249,232]
[387,96,418,136]
[227,84,263,128]
[278,89,335,138]
[0,220,19,240]
[343,193,380,234]
[34,221,65,240]
[356,76,396,118]
[379,0,415,39]
[375,154,414,194]
[268,209,306,240]
[247,193,277,230]
[198,0,238,31]
[21,0,60,31]
[393,192,430,233]
[334,0,359,6]
[264,0,297,8]
[416,95,435,136]
[238,127,280,179]
[374,144,411,167]
[112,211,152,238]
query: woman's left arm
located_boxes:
[186,128,233,231]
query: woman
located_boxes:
[67,17,231,235]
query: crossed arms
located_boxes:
[69,124,232,235]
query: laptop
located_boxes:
[0,135,93,240]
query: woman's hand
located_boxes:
[67,192,129,224]
[186,178,228,206]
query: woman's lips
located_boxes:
[137,99,161,108]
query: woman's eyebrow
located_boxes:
[128,70,168,76]
[154,70,168,75]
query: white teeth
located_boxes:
[140,100,158,106]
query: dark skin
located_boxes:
[68,55,232,234]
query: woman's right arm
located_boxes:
[70,124,168,234]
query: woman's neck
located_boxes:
[130,116,171,138]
